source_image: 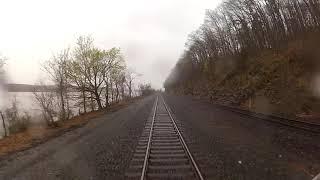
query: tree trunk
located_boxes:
[59,86,66,121]
[65,93,70,119]
[0,111,7,137]
[115,83,119,102]
[95,94,103,110]
[93,90,103,110]
[105,79,109,107]
[121,84,125,100]
[129,81,132,98]
[96,98,103,110]
[82,89,87,113]
[111,82,114,103]
[90,92,95,111]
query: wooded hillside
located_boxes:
[165,0,320,117]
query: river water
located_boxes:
[0,92,80,137]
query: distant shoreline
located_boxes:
[4,84,55,92]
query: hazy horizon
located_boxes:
[0,0,222,89]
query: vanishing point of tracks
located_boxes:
[126,95,204,180]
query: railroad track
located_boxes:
[126,95,204,180]
[214,103,320,133]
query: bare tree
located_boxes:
[43,49,70,121]
[110,67,126,102]
[33,84,57,126]
[125,68,141,98]
[102,48,125,106]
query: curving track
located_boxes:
[126,95,204,180]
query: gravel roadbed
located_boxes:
[164,94,320,180]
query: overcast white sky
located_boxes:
[0,0,222,89]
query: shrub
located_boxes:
[8,112,31,134]
[5,99,31,134]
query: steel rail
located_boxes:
[140,96,158,180]
[214,103,320,133]
[161,95,205,180]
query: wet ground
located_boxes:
[0,94,319,180]
[0,95,155,180]
[163,94,320,180]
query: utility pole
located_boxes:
[0,111,7,137]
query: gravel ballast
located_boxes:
[164,94,320,180]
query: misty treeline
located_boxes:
[33,36,150,126]
[165,0,320,106]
